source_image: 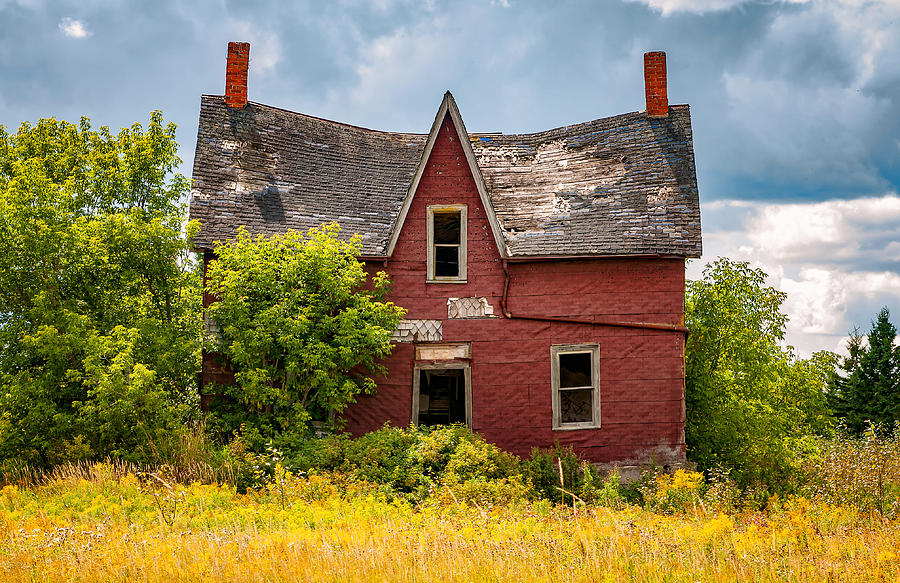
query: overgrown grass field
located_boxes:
[2,463,898,582]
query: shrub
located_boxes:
[521,443,609,506]
[205,224,405,444]
[273,424,530,504]
[590,468,627,509]
[435,475,532,506]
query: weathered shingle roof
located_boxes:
[189,95,701,257]
[190,96,426,255]
[472,106,701,257]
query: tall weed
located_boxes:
[803,426,900,517]
[521,444,615,506]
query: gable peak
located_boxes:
[383,91,509,258]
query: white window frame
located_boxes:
[551,344,601,430]
[426,204,467,283]
[411,362,473,427]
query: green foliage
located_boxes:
[302,426,418,490]
[827,308,900,435]
[685,258,837,491]
[640,469,707,514]
[224,425,633,507]
[591,469,627,509]
[274,424,528,503]
[0,113,200,469]
[520,443,610,506]
[205,224,405,444]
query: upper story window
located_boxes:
[551,344,601,430]
[427,205,467,282]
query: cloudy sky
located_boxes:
[1,0,898,357]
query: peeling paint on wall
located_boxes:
[447,297,496,319]
[202,313,221,342]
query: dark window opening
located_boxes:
[434,245,459,277]
[559,352,592,388]
[433,211,461,244]
[560,388,593,423]
[418,368,466,426]
[552,345,599,429]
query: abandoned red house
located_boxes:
[190,42,702,468]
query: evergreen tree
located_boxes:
[826,328,864,427]
[828,308,900,434]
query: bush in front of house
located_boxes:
[521,443,617,506]
[278,424,527,503]
[230,424,627,507]
[204,224,406,448]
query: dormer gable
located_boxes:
[385,92,508,260]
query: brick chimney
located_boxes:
[225,42,250,108]
[644,51,668,118]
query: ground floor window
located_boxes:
[412,363,472,427]
[551,344,601,430]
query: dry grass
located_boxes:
[1,465,898,582]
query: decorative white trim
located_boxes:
[550,343,601,430]
[415,342,471,361]
[384,92,509,259]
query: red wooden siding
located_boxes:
[342,112,688,466]
[199,111,689,466]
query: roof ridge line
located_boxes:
[200,94,427,137]
[479,104,692,139]
[201,94,689,139]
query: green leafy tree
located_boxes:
[685,258,836,491]
[0,113,200,466]
[204,224,405,449]
[828,308,900,434]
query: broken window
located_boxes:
[412,364,471,427]
[551,344,600,429]
[427,205,467,281]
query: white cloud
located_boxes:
[329,6,541,130]
[350,22,449,106]
[744,196,900,262]
[692,194,900,357]
[2,0,44,9]
[322,16,470,128]
[225,21,281,74]
[59,17,90,39]
[630,0,808,16]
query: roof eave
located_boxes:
[503,252,697,262]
